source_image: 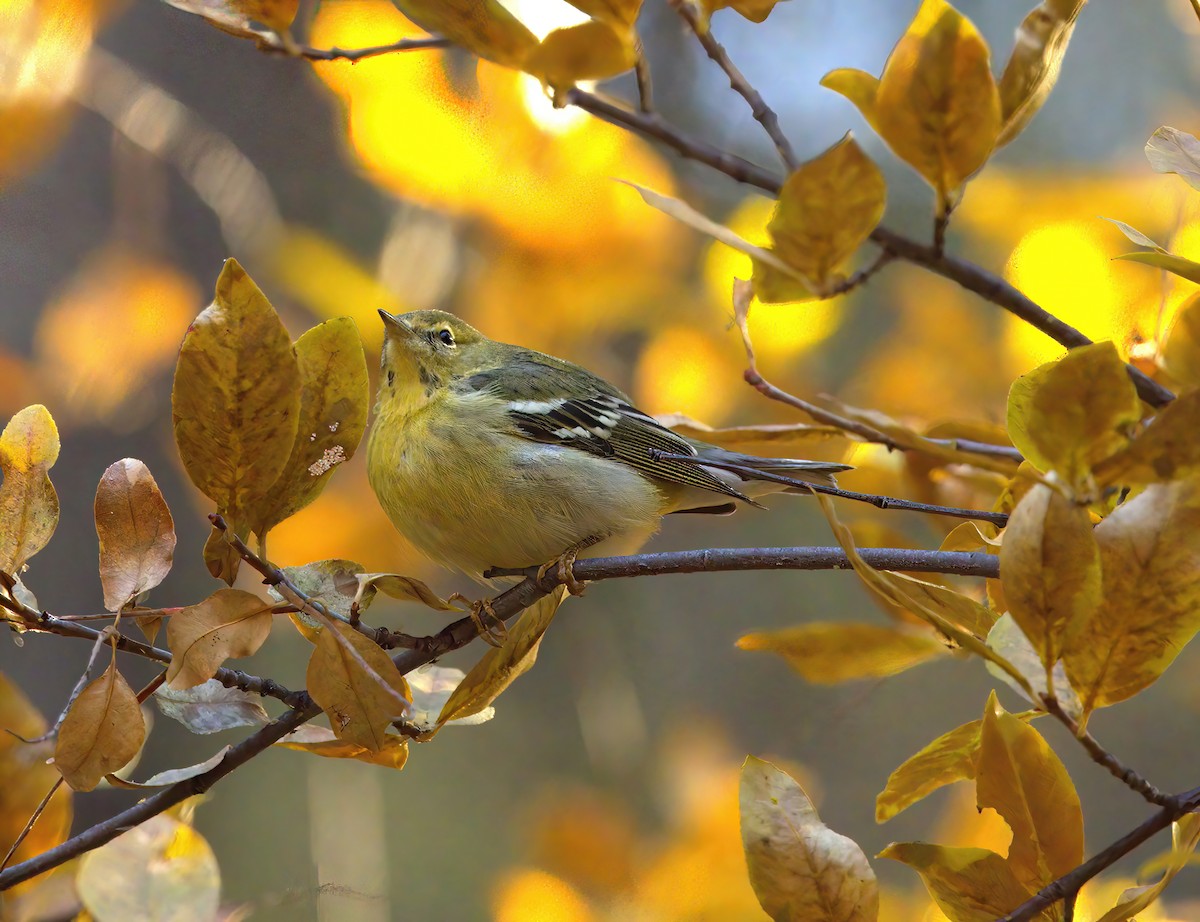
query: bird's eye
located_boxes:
[437,328,455,346]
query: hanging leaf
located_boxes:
[1145,126,1200,193]
[106,746,231,789]
[437,587,568,727]
[251,317,369,538]
[307,619,411,753]
[159,0,299,39]
[1006,342,1141,483]
[995,0,1087,146]
[985,613,1083,720]
[565,0,641,28]
[740,756,878,922]
[822,0,1000,209]
[275,724,409,769]
[408,664,495,730]
[1102,217,1163,251]
[54,654,146,792]
[355,572,470,612]
[390,0,538,68]
[880,843,1036,921]
[737,622,946,684]
[698,0,790,27]
[0,404,60,576]
[1095,389,1200,486]
[155,680,270,735]
[1161,292,1200,390]
[165,588,275,690]
[753,133,886,301]
[1095,814,1200,922]
[524,20,637,93]
[268,558,369,640]
[94,459,176,612]
[976,700,1083,892]
[77,814,219,922]
[1063,479,1200,717]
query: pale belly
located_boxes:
[368,411,665,580]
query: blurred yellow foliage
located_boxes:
[635,325,739,423]
[35,245,199,428]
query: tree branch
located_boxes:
[261,35,451,62]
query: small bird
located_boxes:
[366,309,850,588]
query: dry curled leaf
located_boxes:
[94,458,176,612]
[740,755,878,922]
[165,588,275,690]
[269,558,369,640]
[1145,126,1200,193]
[737,622,946,684]
[0,404,60,576]
[355,572,469,612]
[1095,389,1200,486]
[275,724,409,769]
[54,654,146,792]
[155,680,270,735]
[106,746,231,790]
[524,19,637,92]
[307,619,411,753]
[390,0,538,68]
[1095,814,1200,922]
[880,842,1037,922]
[160,0,299,39]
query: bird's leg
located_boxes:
[448,592,508,647]
[537,533,605,596]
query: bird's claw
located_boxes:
[451,593,507,647]
[537,548,587,596]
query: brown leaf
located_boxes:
[1063,479,1200,716]
[1094,389,1200,486]
[437,587,568,727]
[880,843,1038,921]
[1000,483,1099,674]
[823,0,1000,208]
[0,673,72,892]
[356,572,469,612]
[94,459,176,612]
[275,724,409,769]
[524,19,637,92]
[1145,126,1200,193]
[172,259,301,579]
[1006,341,1141,483]
[756,133,886,296]
[995,0,1087,146]
[160,0,298,38]
[740,756,878,921]
[307,619,411,752]
[976,699,1083,891]
[391,0,538,68]
[737,622,946,684]
[54,654,146,792]
[165,588,274,690]
[0,404,60,575]
[251,317,369,537]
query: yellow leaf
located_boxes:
[171,258,301,579]
[995,0,1087,147]
[740,756,878,922]
[77,815,219,922]
[0,404,60,575]
[0,673,72,893]
[94,459,176,612]
[879,842,1040,921]
[1094,813,1200,922]
[161,0,298,37]
[391,0,538,68]
[54,654,146,792]
[1145,126,1200,193]
[437,587,568,726]
[985,613,1083,720]
[999,484,1099,674]
[826,0,1000,207]
[276,724,409,769]
[976,700,1083,891]
[356,572,471,612]
[700,0,791,26]
[655,413,846,453]
[524,19,637,92]
[939,520,1000,552]
[565,0,642,28]
[737,622,946,684]
[1095,389,1200,486]
[1161,291,1200,390]
[1063,479,1200,715]
[758,133,886,293]
[250,317,370,537]
[307,619,411,752]
[1006,342,1141,483]
[1115,250,1200,284]
[165,588,274,690]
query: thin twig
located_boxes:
[824,251,896,297]
[634,44,654,113]
[1190,0,1200,26]
[22,628,113,744]
[669,0,798,170]
[260,35,451,62]
[647,450,1010,526]
[0,778,63,873]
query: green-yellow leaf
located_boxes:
[275,724,409,769]
[879,843,1040,922]
[307,619,411,753]
[1095,814,1200,922]
[1145,126,1200,193]
[252,317,369,538]
[437,587,567,727]
[1000,483,1099,673]
[1063,479,1200,715]
[737,622,946,684]
[94,459,176,612]
[741,755,879,922]
[565,0,641,28]
[55,654,146,792]
[524,19,637,92]
[1006,342,1141,483]
[976,700,1083,891]
[1115,250,1200,284]
[1161,291,1200,390]
[165,588,274,690]
[0,404,60,575]
[985,613,1083,720]
[757,133,886,294]
[1095,389,1200,485]
[390,0,538,68]
[995,0,1087,146]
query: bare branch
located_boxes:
[0,778,63,873]
[259,34,451,62]
[634,44,654,113]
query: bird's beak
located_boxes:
[378,309,413,337]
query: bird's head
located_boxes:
[376,309,488,414]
